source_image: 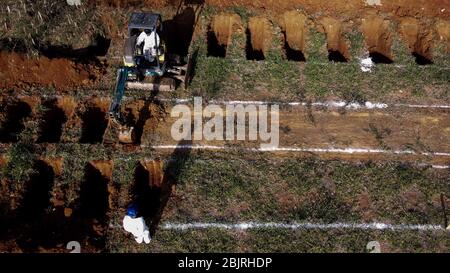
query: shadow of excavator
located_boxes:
[164,0,204,58]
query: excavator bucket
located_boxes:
[118,126,136,144]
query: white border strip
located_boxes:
[157,98,450,110]
[147,145,450,157]
[162,222,445,231]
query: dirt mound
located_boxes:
[0,52,107,90]
[361,15,394,63]
[320,17,350,62]
[206,0,450,19]
[57,97,78,118]
[280,11,307,53]
[143,159,165,188]
[247,17,272,60]
[436,21,450,52]
[399,18,434,64]
[91,0,450,19]
[382,0,450,19]
[208,13,241,57]
[212,13,241,47]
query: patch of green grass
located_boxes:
[306,30,328,64]
[107,226,449,253]
[157,152,449,225]
[305,62,363,100]
[244,229,449,253]
[1,144,37,191]
[190,56,233,97]
[0,0,106,53]
[107,227,238,253]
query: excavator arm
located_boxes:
[109,67,129,123]
[106,67,136,144]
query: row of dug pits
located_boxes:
[0,158,167,252]
[0,97,166,145]
[206,11,450,64]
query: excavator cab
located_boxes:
[124,12,166,75]
[106,12,196,145]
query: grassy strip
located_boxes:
[159,152,449,225]
[107,228,449,253]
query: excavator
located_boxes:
[106,12,195,144]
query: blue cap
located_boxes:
[127,203,138,218]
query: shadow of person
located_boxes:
[130,139,192,237]
[150,139,192,235]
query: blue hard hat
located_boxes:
[126,203,138,218]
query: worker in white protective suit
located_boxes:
[136,28,161,63]
[122,203,151,244]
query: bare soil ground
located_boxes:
[0,52,107,90]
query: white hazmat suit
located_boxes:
[136,30,160,62]
[123,215,151,244]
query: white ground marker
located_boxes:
[146,145,450,158]
[156,98,450,110]
[161,222,445,231]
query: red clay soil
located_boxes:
[320,17,351,60]
[280,11,307,52]
[208,0,450,19]
[399,17,434,60]
[436,20,450,52]
[361,15,393,60]
[211,14,242,46]
[92,0,450,19]
[248,17,272,53]
[0,51,107,90]
[143,159,165,188]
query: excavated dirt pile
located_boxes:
[207,0,450,19]
[361,15,394,63]
[280,11,307,61]
[436,21,450,52]
[321,18,350,62]
[399,18,435,64]
[208,13,241,57]
[0,51,107,90]
[247,17,272,60]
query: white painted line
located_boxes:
[146,145,450,157]
[156,98,450,110]
[393,103,450,109]
[431,165,450,169]
[161,222,445,231]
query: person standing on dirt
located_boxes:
[136,28,160,63]
[122,202,151,244]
